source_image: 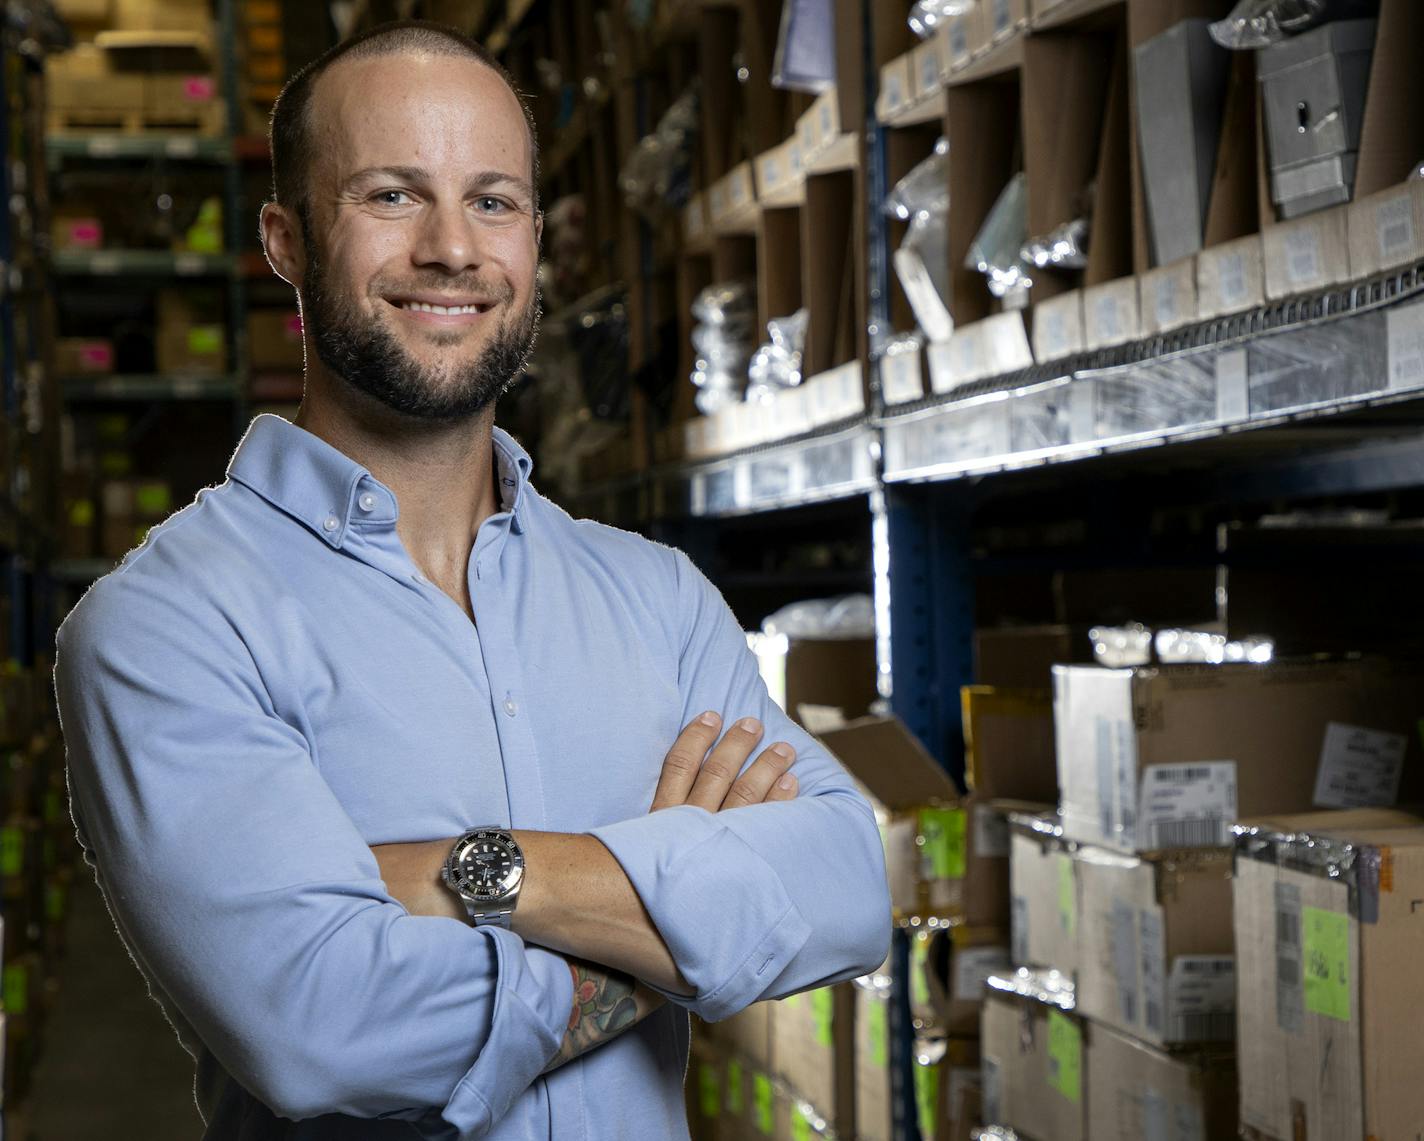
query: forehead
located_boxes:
[307,50,532,187]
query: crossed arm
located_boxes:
[372,710,801,1070]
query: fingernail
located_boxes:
[778,774,797,790]
[771,742,795,760]
[738,717,762,733]
[698,711,720,726]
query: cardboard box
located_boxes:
[707,162,757,232]
[773,984,853,1130]
[1075,845,1234,1047]
[1197,234,1265,319]
[712,1050,785,1140]
[942,12,978,72]
[51,212,104,252]
[916,1036,981,1141]
[1347,179,1424,279]
[1082,276,1141,350]
[751,634,876,725]
[702,1001,773,1075]
[1234,810,1424,1141]
[974,625,1090,689]
[962,687,1056,803]
[910,35,945,100]
[908,926,1009,1037]
[1009,815,1080,979]
[247,309,305,371]
[156,290,225,375]
[876,52,913,121]
[981,988,1087,1141]
[854,975,894,1141]
[55,338,114,375]
[46,46,147,112]
[1262,204,1350,300]
[1139,257,1199,335]
[1086,1023,1236,1141]
[1053,658,1424,854]
[1031,290,1085,363]
[113,0,211,34]
[926,313,1033,393]
[754,137,804,208]
[984,0,1029,45]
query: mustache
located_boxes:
[373,276,517,304]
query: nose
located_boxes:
[410,197,484,274]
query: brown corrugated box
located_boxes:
[1086,1022,1236,1141]
[981,987,1086,1141]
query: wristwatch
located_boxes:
[441,827,525,928]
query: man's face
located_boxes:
[297,52,541,421]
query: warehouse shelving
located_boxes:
[50,249,237,277]
[44,133,232,163]
[58,373,242,402]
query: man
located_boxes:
[53,20,889,1140]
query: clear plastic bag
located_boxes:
[618,87,700,218]
[761,594,875,638]
[1020,216,1090,270]
[747,308,809,402]
[1209,0,1376,49]
[886,141,954,341]
[884,137,949,221]
[908,0,978,39]
[690,280,757,414]
[965,172,1032,301]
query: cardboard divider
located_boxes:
[738,0,794,158]
[1202,49,1261,247]
[945,79,1021,326]
[1082,31,1133,287]
[883,123,942,335]
[1354,0,1424,198]
[712,233,756,288]
[801,170,859,376]
[756,207,803,335]
[698,7,740,184]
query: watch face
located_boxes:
[450,832,523,902]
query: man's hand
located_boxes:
[650,711,798,812]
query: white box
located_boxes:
[1139,258,1199,335]
[1347,180,1424,279]
[1032,291,1084,362]
[1263,205,1350,300]
[1082,277,1141,350]
[1197,234,1265,319]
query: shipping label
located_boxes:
[1111,898,1141,1027]
[1094,711,1139,846]
[1166,957,1235,1042]
[1275,881,1304,1034]
[1313,721,1408,809]
[974,802,1010,859]
[1138,762,1237,849]
[1302,906,1350,1022]
[954,945,1011,1003]
[1011,894,1029,966]
[1140,908,1166,1037]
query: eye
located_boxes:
[371,189,414,207]
[474,195,511,215]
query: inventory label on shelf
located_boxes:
[85,136,121,157]
[89,252,121,275]
[1046,1010,1082,1103]
[1166,957,1235,1041]
[881,346,924,405]
[953,945,1010,1002]
[1376,194,1417,262]
[1313,721,1407,809]
[1275,881,1304,1033]
[1386,298,1424,391]
[1284,226,1323,288]
[1216,349,1249,422]
[1138,761,1237,849]
[1218,250,1249,310]
[1302,907,1350,1022]
[973,802,1009,859]
[165,137,199,158]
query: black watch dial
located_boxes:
[452,832,522,901]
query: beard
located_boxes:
[298,227,540,423]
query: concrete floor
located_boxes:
[20,872,204,1140]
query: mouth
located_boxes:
[385,295,497,323]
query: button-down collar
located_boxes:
[227,414,533,547]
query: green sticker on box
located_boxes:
[919,807,967,879]
[867,997,888,1067]
[790,1104,812,1141]
[1057,854,1076,937]
[914,1059,939,1138]
[1303,906,1350,1022]
[753,1072,774,1134]
[4,963,26,1015]
[67,499,94,527]
[698,1062,720,1119]
[1047,1009,1082,1103]
[811,988,833,1046]
[0,826,22,876]
[134,483,172,515]
[187,325,223,355]
[726,1057,745,1115]
[910,934,931,1007]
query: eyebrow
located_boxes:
[344,165,535,202]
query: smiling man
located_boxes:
[52,20,889,1141]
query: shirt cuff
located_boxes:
[590,807,811,1022]
[443,934,572,1135]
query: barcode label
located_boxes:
[1094,294,1122,341]
[1284,227,1322,287]
[949,19,968,60]
[1313,721,1408,809]
[921,50,940,91]
[1111,899,1140,1027]
[883,74,903,108]
[1276,882,1304,1034]
[1139,762,1236,849]
[1155,276,1179,328]
[1011,894,1029,966]
[1168,1010,1235,1040]
[1218,251,1248,308]
[1140,909,1166,1037]
[1377,195,1416,260]
[1166,956,1235,1043]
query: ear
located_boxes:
[259,201,306,289]
[533,209,544,249]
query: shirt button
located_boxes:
[357,492,377,513]
[503,697,518,717]
[322,515,340,533]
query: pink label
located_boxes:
[78,343,114,370]
[69,221,102,247]
[183,76,216,101]
[284,313,303,337]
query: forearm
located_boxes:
[370,830,690,993]
[543,959,665,1073]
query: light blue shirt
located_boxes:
[53,414,890,1140]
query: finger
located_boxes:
[764,771,798,803]
[719,742,796,810]
[650,711,722,811]
[685,717,764,812]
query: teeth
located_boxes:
[401,301,483,315]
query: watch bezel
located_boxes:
[442,828,524,904]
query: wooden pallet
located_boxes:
[46,102,226,137]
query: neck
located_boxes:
[294,364,503,585]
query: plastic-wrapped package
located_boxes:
[1155,628,1274,664]
[746,308,808,403]
[690,280,757,414]
[1090,624,1154,668]
[1208,0,1377,49]
[1020,216,1090,270]
[761,594,875,638]
[885,140,954,341]
[965,172,1032,301]
[1244,312,1386,415]
[773,0,836,91]
[618,87,700,219]
[908,0,978,39]
[1092,354,1217,439]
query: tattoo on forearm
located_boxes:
[544,960,664,1072]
